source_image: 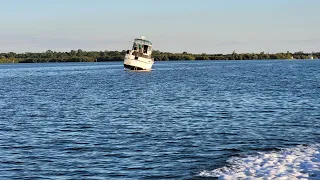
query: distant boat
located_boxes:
[124,36,154,71]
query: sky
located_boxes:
[0,0,319,54]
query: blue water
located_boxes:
[0,60,319,179]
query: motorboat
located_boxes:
[124,36,154,70]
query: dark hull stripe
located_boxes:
[124,64,144,70]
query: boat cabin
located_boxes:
[132,38,153,55]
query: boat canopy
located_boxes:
[134,38,152,46]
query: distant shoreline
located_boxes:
[0,50,318,63]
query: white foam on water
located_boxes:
[199,144,320,180]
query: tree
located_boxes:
[77,49,84,56]
[70,50,77,56]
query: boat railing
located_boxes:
[131,51,152,59]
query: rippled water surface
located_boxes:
[0,60,319,179]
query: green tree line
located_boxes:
[152,50,319,61]
[0,49,318,63]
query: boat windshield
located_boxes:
[134,39,152,46]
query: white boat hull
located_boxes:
[124,54,154,70]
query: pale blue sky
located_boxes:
[0,0,319,53]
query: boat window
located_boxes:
[143,45,148,53]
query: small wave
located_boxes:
[199,144,320,179]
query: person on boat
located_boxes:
[133,43,138,50]
[138,44,142,53]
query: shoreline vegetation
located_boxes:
[0,49,318,63]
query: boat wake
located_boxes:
[199,144,320,180]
